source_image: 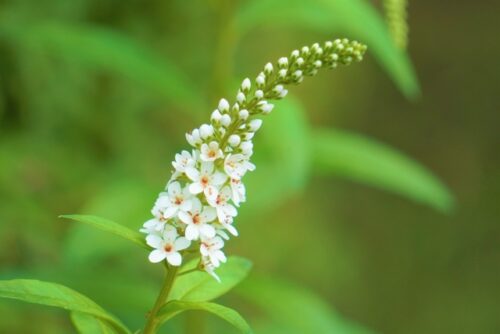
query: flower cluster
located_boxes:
[141,38,367,281]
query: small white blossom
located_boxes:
[278,69,287,78]
[179,197,217,241]
[224,154,255,179]
[186,161,227,198]
[256,73,265,86]
[201,256,221,282]
[140,218,165,235]
[207,186,238,235]
[200,236,227,267]
[259,101,274,114]
[152,181,193,219]
[230,178,246,206]
[147,226,190,266]
[172,150,196,175]
[200,141,223,162]
[255,90,264,99]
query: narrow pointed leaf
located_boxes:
[71,312,117,334]
[60,214,148,249]
[312,128,454,212]
[158,300,251,333]
[0,279,130,334]
[236,0,419,99]
[169,256,252,302]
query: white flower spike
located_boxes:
[141,38,367,280]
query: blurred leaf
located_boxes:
[0,17,202,113]
[63,180,156,264]
[169,256,252,302]
[236,275,376,334]
[71,312,117,334]
[60,214,148,250]
[0,279,130,334]
[158,300,251,333]
[312,128,454,212]
[236,0,420,99]
[243,97,311,213]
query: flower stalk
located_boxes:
[143,264,179,334]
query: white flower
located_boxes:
[140,218,165,235]
[230,178,246,206]
[211,109,222,122]
[153,182,192,219]
[200,236,227,267]
[207,186,238,235]
[278,57,288,68]
[147,226,190,266]
[224,154,255,179]
[179,197,217,240]
[172,150,196,175]
[186,161,227,198]
[201,256,221,282]
[236,92,246,104]
[264,62,273,74]
[255,90,264,99]
[200,141,223,162]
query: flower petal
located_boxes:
[148,249,166,263]
[166,252,182,266]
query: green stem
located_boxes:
[143,265,179,334]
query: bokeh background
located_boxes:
[0,0,498,333]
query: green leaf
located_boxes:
[312,128,454,212]
[60,214,149,250]
[71,312,117,334]
[0,17,202,112]
[243,97,311,213]
[236,0,420,99]
[236,276,375,334]
[0,279,130,334]
[158,300,252,333]
[169,256,252,302]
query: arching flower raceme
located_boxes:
[141,38,367,278]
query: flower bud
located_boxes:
[278,69,287,78]
[255,90,264,99]
[260,102,274,114]
[236,92,246,104]
[228,134,241,147]
[249,119,263,132]
[241,78,251,92]
[240,141,253,155]
[256,73,266,87]
[244,132,255,140]
[211,109,222,122]
[264,62,273,75]
[220,114,231,127]
[218,98,230,112]
[278,57,288,68]
[199,124,214,139]
[239,109,249,120]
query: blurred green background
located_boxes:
[0,0,498,333]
